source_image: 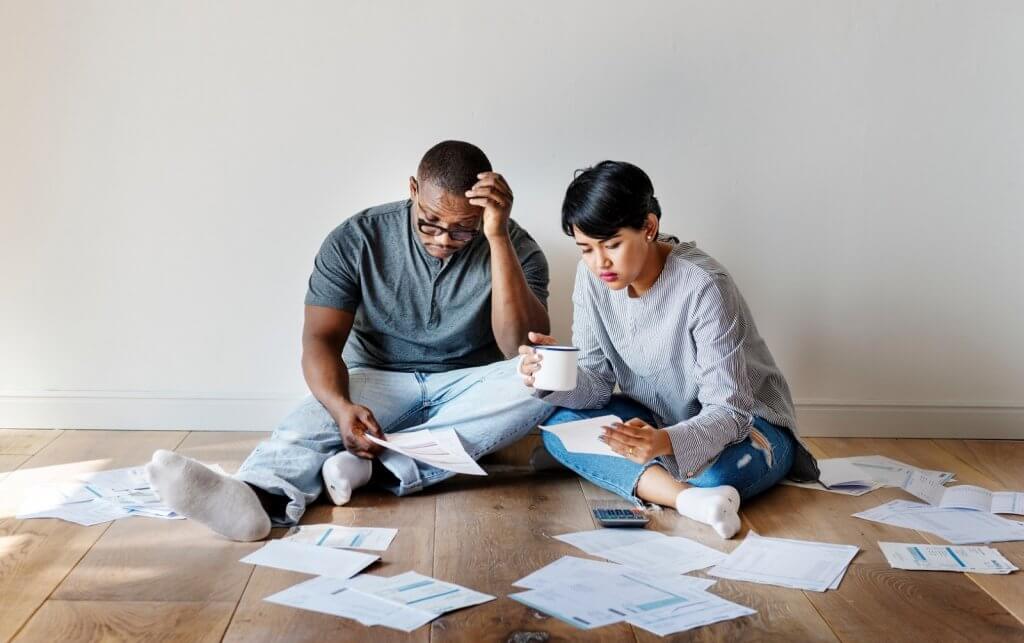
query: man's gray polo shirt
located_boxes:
[305,199,549,373]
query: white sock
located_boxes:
[675,485,741,539]
[321,451,372,506]
[145,449,271,542]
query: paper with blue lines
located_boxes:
[283,524,397,551]
[879,542,1017,574]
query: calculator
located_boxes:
[592,507,650,527]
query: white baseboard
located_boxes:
[0,391,304,431]
[1,392,1022,438]
[795,401,1024,439]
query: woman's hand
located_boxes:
[600,418,673,464]
[517,331,558,387]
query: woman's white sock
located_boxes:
[674,485,741,539]
[321,451,373,506]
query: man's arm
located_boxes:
[301,305,383,458]
[467,172,550,356]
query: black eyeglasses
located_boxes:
[417,217,480,242]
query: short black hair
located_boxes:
[561,160,661,239]
[417,140,492,194]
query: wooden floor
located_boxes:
[1,430,1023,642]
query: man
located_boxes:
[146,141,553,541]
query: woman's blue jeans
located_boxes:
[542,395,795,505]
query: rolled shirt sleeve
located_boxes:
[658,274,756,478]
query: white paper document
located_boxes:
[853,500,1024,544]
[16,494,133,525]
[625,592,757,637]
[539,415,623,458]
[510,570,752,632]
[901,472,1024,515]
[283,524,398,551]
[708,532,859,592]
[361,571,494,614]
[879,542,1017,574]
[240,540,378,579]
[513,555,716,592]
[366,428,486,476]
[780,458,881,495]
[265,575,435,632]
[555,528,727,574]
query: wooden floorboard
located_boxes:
[0,430,188,643]
[0,429,63,456]
[580,479,840,642]
[223,490,437,642]
[1,429,1022,642]
[812,437,1024,628]
[430,471,636,643]
[13,600,235,643]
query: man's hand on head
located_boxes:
[333,402,385,459]
[466,172,513,240]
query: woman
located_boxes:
[519,161,818,538]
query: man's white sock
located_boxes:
[674,485,741,539]
[321,451,373,506]
[145,450,271,542]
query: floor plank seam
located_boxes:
[7,521,118,642]
[220,564,257,642]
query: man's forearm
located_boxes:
[301,339,353,417]
[489,235,550,356]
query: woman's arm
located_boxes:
[658,274,756,477]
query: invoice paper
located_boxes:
[901,472,1024,515]
[555,528,726,574]
[879,542,1017,574]
[781,458,881,495]
[625,592,756,636]
[539,415,623,458]
[511,573,751,632]
[283,524,398,551]
[264,575,435,632]
[362,571,494,614]
[513,555,716,592]
[366,428,486,475]
[854,500,1024,544]
[708,532,858,591]
[239,540,378,579]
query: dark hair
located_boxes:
[561,160,661,239]
[417,140,492,194]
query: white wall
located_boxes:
[2,1,1022,435]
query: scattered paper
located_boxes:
[240,540,378,579]
[13,463,224,525]
[879,542,1017,574]
[626,592,757,636]
[367,428,486,476]
[854,500,1024,544]
[781,455,955,496]
[708,532,858,592]
[265,572,493,633]
[513,555,716,592]
[361,571,494,615]
[539,415,624,458]
[555,528,726,574]
[283,524,398,551]
[511,568,751,632]
[901,472,1024,515]
[265,575,435,632]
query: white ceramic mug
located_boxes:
[531,345,580,391]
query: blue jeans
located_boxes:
[236,358,554,525]
[542,395,795,505]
